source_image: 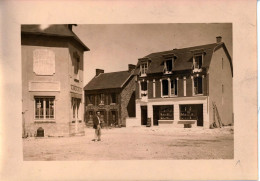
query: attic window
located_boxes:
[140,62,148,76]
[194,55,203,69]
[164,58,175,74]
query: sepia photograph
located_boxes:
[0,0,257,180]
[22,23,234,160]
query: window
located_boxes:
[171,79,178,96]
[162,79,169,96]
[194,55,203,69]
[111,93,117,104]
[141,81,147,97]
[140,63,148,76]
[194,77,203,95]
[74,56,80,81]
[159,105,173,120]
[72,98,80,119]
[88,95,94,105]
[164,59,173,73]
[99,94,105,104]
[35,97,55,119]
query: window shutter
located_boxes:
[198,77,203,94]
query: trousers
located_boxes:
[95,125,101,140]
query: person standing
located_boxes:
[93,111,102,141]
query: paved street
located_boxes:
[23,126,234,160]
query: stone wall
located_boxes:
[120,75,136,126]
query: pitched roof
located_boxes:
[21,24,89,51]
[134,42,232,75]
[84,71,134,91]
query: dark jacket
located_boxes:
[93,116,101,129]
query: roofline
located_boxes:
[213,43,233,77]
[21,31,90,51]
[119,72,135,88]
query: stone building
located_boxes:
[132,36,233,128]
[84,65,136,127]
[22,24,89,137]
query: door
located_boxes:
[197,104,203,126]
[141,106,148,125]
[110,110,118,126]
[153,106,160,126]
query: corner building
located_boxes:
[22,24,89,137]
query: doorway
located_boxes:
[153,106,160,125]
[141,106,147,125]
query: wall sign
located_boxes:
[33,49,55,75]
[71,85,82,93]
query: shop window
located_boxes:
[88,111,94,123]
[35,97,55,119]
[140,63,148,76]
[159,105,173,120]
[141,81,147,97]
[162,79,169,96]
[194,77,203,95]
[111,93,117,104]
[164,59,173,74]
[171,79,178,96]
[180,105,197,120]
[194,55,203,69]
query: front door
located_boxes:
[141,106,147,125]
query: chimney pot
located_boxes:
[216,36,222,43]
[96,69,104,76]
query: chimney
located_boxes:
[67,24,77,31]
[96,69,104,76]
[216,36,222,43]
[128,64,136,72]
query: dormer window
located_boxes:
[140,62,148,77]
[193,55,203,70]
[164,59,173,74]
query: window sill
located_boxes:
[34,120,56,123]
[193,94,203,96]
[164,71,172,74]
[140,74,147,77]
[193,68,202,73]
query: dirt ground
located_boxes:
[23,126,234,160]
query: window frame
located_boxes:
[34,96,55,120]
[140,62,148,77]
[193,76,203,95]
[193,54,203,70]
[162,79,169,97]
[170,78,178,96]
[164,59,173,74]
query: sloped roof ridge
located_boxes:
[145,42,219,58]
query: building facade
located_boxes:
[133,36,233,128]
[84,65,136,127]
[22,24,89,137]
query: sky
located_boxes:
[73,24,232,85]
